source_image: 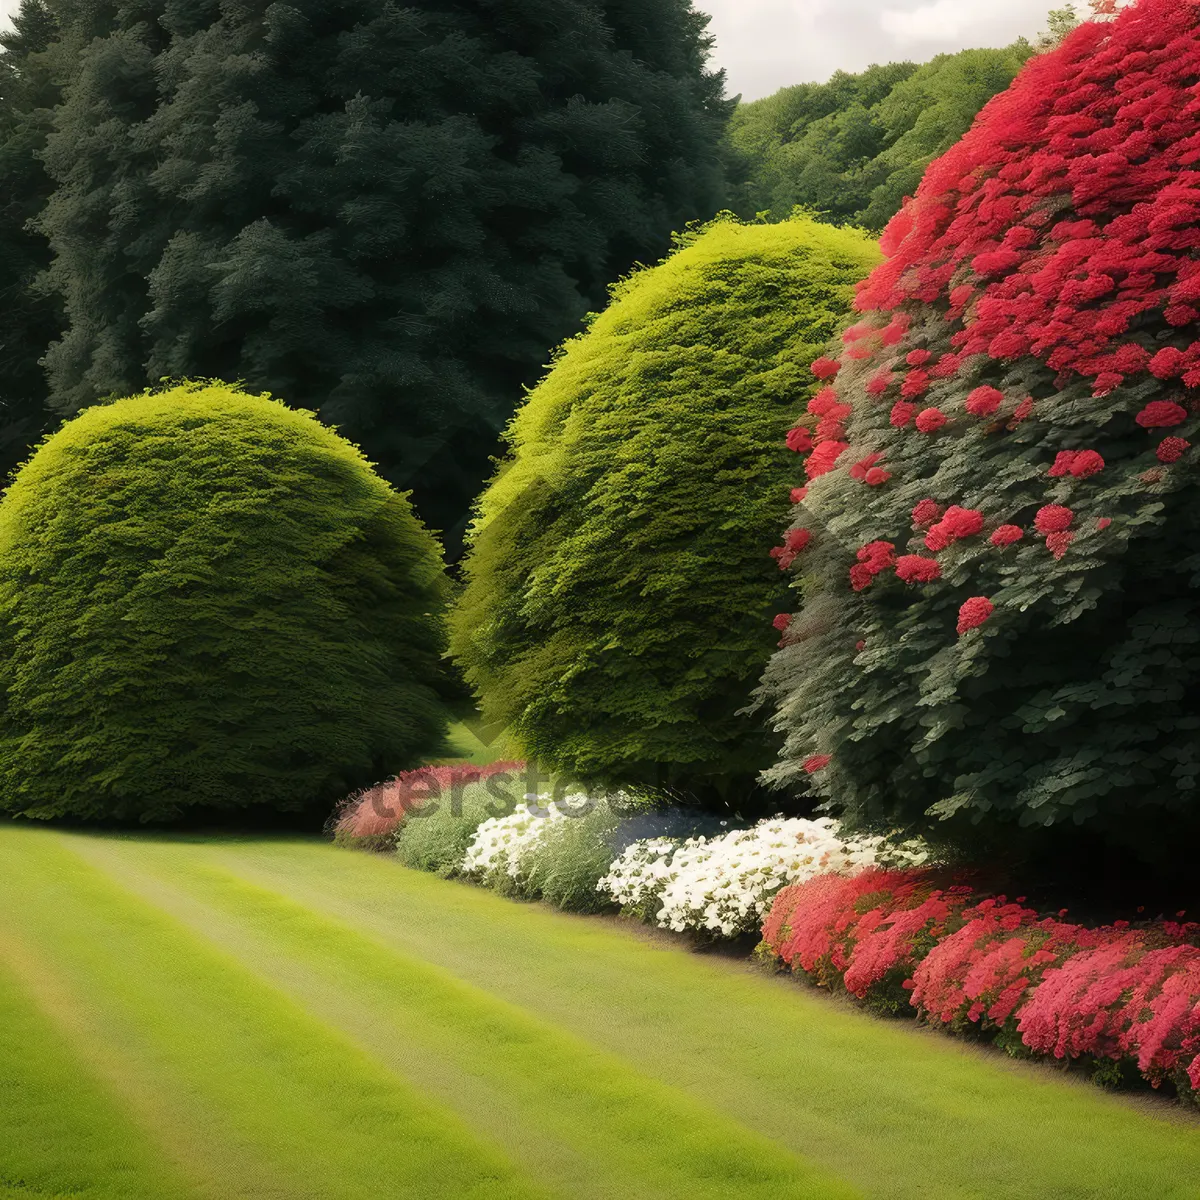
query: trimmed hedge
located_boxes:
[451,214,880,809]
[0,381,464,823]
[759,0,1200,866]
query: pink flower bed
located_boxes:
[762,871,1200,1100]
[330,760,524,847]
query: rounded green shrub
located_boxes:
[451,215,881,809]
[0,380,464,823]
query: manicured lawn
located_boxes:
[1,826,1197,1199]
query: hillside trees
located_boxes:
[0,381,465,824]
[452,215,879,811]
[758,0,1200,873]
[34,0,733,549]
[730,42,1035,232]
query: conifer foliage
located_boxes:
[453,215,879,808]
[759,0,1200,864]
[0,382,463,823]
[34,0,731,549]
[0,0,63,479]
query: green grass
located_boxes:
[2,826,1199,1199]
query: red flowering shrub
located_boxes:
[1017,938,1200,1092]
[759,0,1200,868]
[911,902,1114,1035]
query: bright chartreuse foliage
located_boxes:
[0,381,463,823]
[730,43,1035,232]
[451,215,880,808]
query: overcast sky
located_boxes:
[1,0,1057,101]
[699,0,1058,100]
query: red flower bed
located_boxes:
[761,871,1200,1100]
[762,868,976,1011]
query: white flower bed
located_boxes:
[598,817,930,937]
[461,795,579,883]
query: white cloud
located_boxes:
[880,0,977,42]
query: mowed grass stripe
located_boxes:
[0,828,551,1200]
[67,831,859,1200]
[0,948,199,1200]
[179,835,1200,1200]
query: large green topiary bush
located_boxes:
[451,215,880,809]
[0,381,464,823]
[757,0,1200,872]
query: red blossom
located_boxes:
[1048,450,1078,477]
[911,498,943,528]
[786,425,813,453]
[806,440,849,479]
[957,596,995,634]
[857,541,897,571]
[1069,449,1105,477]
[807,387,841,416]
[915,407,948,433]
[925,506,985,551]
[895,555,942,584]
[906,349,933,366]
[1157,436,1191,462]
[866,369,894,396]
[811,357,841,380]
[890,401,918,427]
[785,528,811,552]
[990,524,1024,546]
[965,386,1004,417]
[1096,517,1112,530]
[848,452,884,480]
[849,564,875,591]
[1136,400,1188,428]
[1035,505,1074,534]
[773,612,793,631]
[901,369,931,398]
[790,486,808,503]
[865,467,892,486]
[1046,531,1075,559]
[803,754,832,773]
[1011,397,1035,423]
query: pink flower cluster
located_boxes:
[332,760,525,845]
[762,872,1200,1098]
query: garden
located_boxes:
[2,0,1200,1196]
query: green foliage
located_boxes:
[33,0,732,551]
[0,0,64,479]
[730,44,1034,232]
[0,381,463,823]
[451,215,880,806]
[393,775,522,878]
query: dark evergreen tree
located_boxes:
[36,0,732,550]
[0,0,64,479]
